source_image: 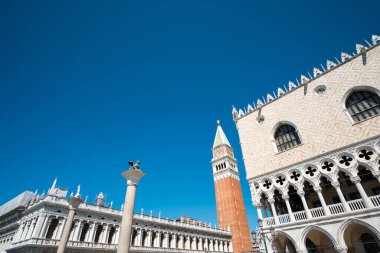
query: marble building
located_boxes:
[0,179,232,253]
[233,35,380,252]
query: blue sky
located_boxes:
[0,1,379,230]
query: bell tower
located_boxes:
[212,120,252,253]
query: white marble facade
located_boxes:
[234,35,380,253]
[1,186,232,253]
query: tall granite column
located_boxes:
[57,196,83,253]
[117,165,145,253]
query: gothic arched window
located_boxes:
[274,124,301,152]
[345,90,380,123]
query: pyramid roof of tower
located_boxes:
[213,121,231,148]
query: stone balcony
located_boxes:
[262,194,380,227]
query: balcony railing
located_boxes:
[347,199,365,211]
[262,195,380,227]
[328,203,345,215]
[293,210,307,221]
[8,238,228,253]
[310,207,324,218]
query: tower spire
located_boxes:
[213,120,231,148]
[211,121,252,253]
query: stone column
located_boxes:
[137,229,143,246]
[54,219,65,239]
[283,196,295,222]
[164,233,169,248]
[299,192,312,219]
[73,221,83,241]
[210,239,214,251]
[39,217,51,239]
[147,231,153,247]
[185,235,190,249]
[157,232,162,247]
[315,188,331,215]
[117,167,145,253]
[173,234,178,248]
[332,182,351,212]
[32,214,48,238]
[20,220,31,240]
[268,199,280,225]
[26,218,37,239]
[351,177,374,208]
[69,220,78,241]
[179,235,184,249]
[102,225,110,244]
[87,223,96,242]
[13,223,26,242]
[113,226,120,244]
[57,196,83,253]
[256,204,263,220]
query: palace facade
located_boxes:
[0,180,232,253]
[233,35,380,253]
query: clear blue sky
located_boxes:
[0,1,379,230]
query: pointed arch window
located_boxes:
[274,124,301,152]
[345,90,380,123]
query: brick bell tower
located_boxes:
[212,120,252,253]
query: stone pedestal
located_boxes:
[57,196,83,253]
[117,168,145,253]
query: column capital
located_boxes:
[282,195,290,200]
[68,196,83,209]
[351,176,361,184]
[298,191,305,197]
[331,181,340,188]
[122,168,146,186]
[268,198,275,204]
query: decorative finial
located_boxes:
[217,120,220,126]
[96,192,105,206]
[75,185,81,198]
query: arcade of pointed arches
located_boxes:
[270,219,380,253]
[250,137,380,252]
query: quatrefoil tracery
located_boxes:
[276,176,286,186]
[305,166,317,177]
[358,149,374,161]
[263,180,272,189]
[321,161,334,172]
[290,171,301,181]
[339,155,354,167]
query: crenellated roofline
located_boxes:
[232,34,380,122]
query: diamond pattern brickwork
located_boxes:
[237,46,380,180]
